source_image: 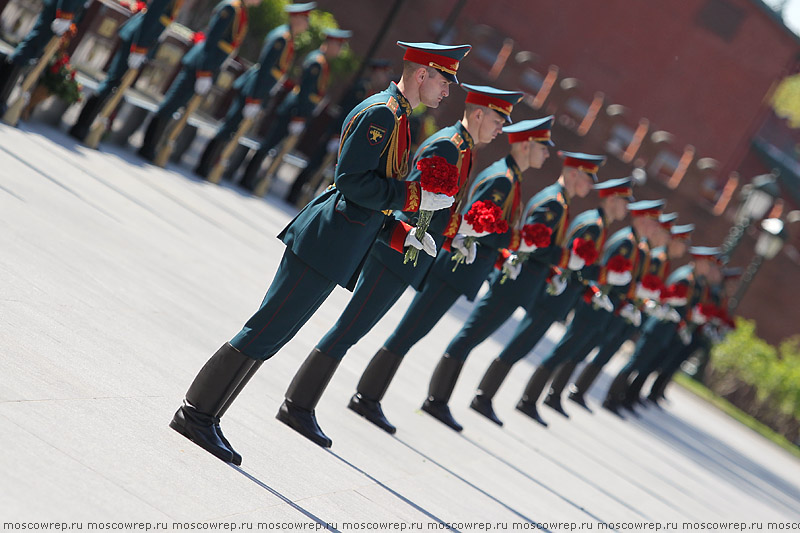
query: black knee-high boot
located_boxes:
[516,365,552,427]
[195,135,226,178]
[138,114,170,161]
[470,358,512,426]
[348,347,403,434]
[567,362,603,409]
[69,93,105,141]
[543,360,578,417]
[421,354,465,432]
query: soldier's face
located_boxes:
[604,195,628,222]
[476,110,505,144]
[528,142,549,169]
[650,225,670,247]
[326,40,344,57]
[419,69,451,108]
[707,263,723,284]
[289,15,309,34]
[668,239,687,258]
[574,171,594,198]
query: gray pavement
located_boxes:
[2,122,800,530]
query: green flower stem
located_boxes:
[404,209,433,267]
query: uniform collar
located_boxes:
[597,206,607,225]
[505,154,522,182]
[456,121,474,149]
[388,82,412,116]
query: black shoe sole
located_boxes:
[275,408,333,448]
[421,402,463,432]
[168,419,235,464]
[347,397,397,435]
[515,403,548,427]
[469,400,503,426]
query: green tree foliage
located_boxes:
[709,318,800,441]
[772,74,800,128]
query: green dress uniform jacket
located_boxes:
[120,0,183,54]
[278,48,328,118]
[182,0,248,75]
[9,0,86,66]
[233,24,294,104]
[278,82,420,291]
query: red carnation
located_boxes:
[664,283,688,300]
[606,254,633,273]
[464,200,507,234]
[192,31,206,44]
[698,303,720,319]
[521,223,552,248]
[641,274,664,292]
[417,155,460,196]
[573,238,599,266]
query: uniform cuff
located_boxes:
[55,10,74,20]
[130,45,148,54]
[508,229,521,251]
[494,248,512,270]
[442,237,453,252]
[390,221,414,252]
[443,212,460,238]
[196,71,212,78]
[402,182,421,212]
[245,98,262,105]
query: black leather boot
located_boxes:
[212,359,264,465]
[0,57,21,112]
[567,362,602,410]
[138,115,169,161]
[421,354,464,432]
[469,358,512,426]
[195,135,226,178]
[623,372,648,410]
[348,347,403,434]
[69,93,105,141]
[276,349,340,447]
[169,343,257,465]
[647,370,672,405]
[602,369,632,415]
[543,360,577,418]
[241,149,269,191]
[515,365,552,427]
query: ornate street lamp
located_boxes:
[728,218,788,312]
[719,172,781,264]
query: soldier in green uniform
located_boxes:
[168,41,470,464]
[285,58,393,204]
[644,265,734,405]
[0,0,87,110]
[277,84,527,444]
[194,3,315,177]
[560,217,689,411]
[579,220,691,411]
[468,177,633,426]
[137,0,258,161]
[238,28,351,189]
[424,152,604,429]
[602,246,722,413]
[514,199,664,424]
[68,0,188,141]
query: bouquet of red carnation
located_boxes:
[192,31,207,44]
[605,254,633,286]
[404,155,460,266]
[662,283,688,307]
[500,223,552,284]
[692,302,720,325]
[41,52,82,105]
[119,1,147,12]
[636,273,664,301]
[451,200,508,271]
[545,236,598,294]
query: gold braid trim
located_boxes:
[383,113,408,179]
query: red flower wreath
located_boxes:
[464,200,509,234]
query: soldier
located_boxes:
[0,0,86,111]
[137,0,259,161]
[469,177,634,426]
[238,28,352,190]
[278,84,523,445]
[193,3,314,177]
[430,152,605,428]
[284,58,393,204]
[602,246,722,413]
[515,199,664,425]
[68,0,188,141]
[588,220,693,411]
[558,215,687,411]
[168,41,469,464]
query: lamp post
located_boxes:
[728,218,788,312]
[719,173,781,264]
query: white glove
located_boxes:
[127,52,147,70]
[691,310,707,326]
[664,296,687,307]
[242,102,261,119]
[194,76,213,95]
[420,190,454,211]
[404,229,437,257]
[50,18,72,35]
[607,270,632,286]
[518,240,538,253]
[452,234,476,264]
[636,284,660,302]
[288,120,306,136]
[502,255,522,281]
[326,137,340,153]
[664,307,681,323]
[643,300,660,317]
[678,326,692,345]
[567,253,585,271]
[620,304,641,327]
[549,275,567,296]
[457,219,490,238]
[593,292,614,313]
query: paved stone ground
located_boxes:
[2,122,800,530]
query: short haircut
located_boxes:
[402,60,438,80]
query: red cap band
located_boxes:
[403,47,460,75]
[598,187,633,199]
[465,91,514,117]
[507,129,551,144]
[563,156,599,175]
